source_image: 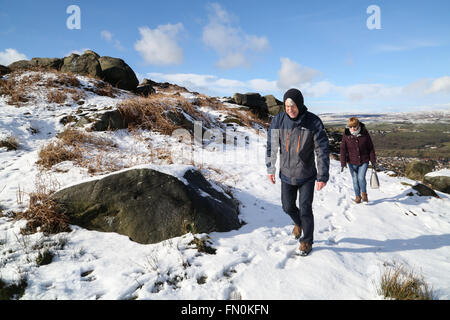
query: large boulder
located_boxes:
[405,160,434,181]
[233,92,268,119]
[233,92,265,108]
[91,110,129,131]
[423,174,450,194]
[50,168,241,244]
[0,65,11,76]
[60,51,103,79]
[98,56,139,91]
[8,57,63,71]
[412,183,439,198]
[135,84,155,97]
[30,57,63,70]
[264,95,284,116]
[8,60,32,71]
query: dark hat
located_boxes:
[283,88,307,115]
[283,88,305,108]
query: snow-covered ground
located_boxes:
[319,110,450,124]
[1,71,449,300]
[426,169,450,177]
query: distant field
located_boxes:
[325,122,450,160]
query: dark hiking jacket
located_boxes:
[266,109,330,185]
[340,123,376,167]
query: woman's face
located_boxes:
[349,124,359,132]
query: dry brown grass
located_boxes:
[118,95,203,135]
[193,94,269,129]
[195,94,225,110]
[1,70,77,106]
[47,89,67,104]
[0,71,47,106]
[0,76,29,105]
[37,140,81,169]
[14,173,70,235]
[379,262,434,300]
[227,108,269,129]
[57,73,80,87]
[86,80,118,97]
[16,193,71,235]
[0,135,19,151]
[70,89,86,102]
[1,69,111,108]
[38,127,118,173]
[57,126,115,148]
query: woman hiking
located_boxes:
[340,117,376,204]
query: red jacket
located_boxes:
[340,123,376,167]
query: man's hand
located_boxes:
[268,174,276,184]
[316,181,326,191]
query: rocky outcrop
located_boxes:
[8,60,32,71]
[98,56,138,91]
[134,79,157,97]
[325,128,342,160]
[60,52,103,79]
[405,160,434,181]
[412,183,440,198]
[50,168,241,244]
[7,50,139,92]
[233,93,269,119]
[423,174,450,194]
[264,95,284,116]
[232,92,285,118]
[91,110,129,131]
[9,58,63,72]
[0,65,11,76]
[31,58,63,70]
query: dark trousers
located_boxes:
[281,179,315,244]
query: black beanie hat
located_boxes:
[283,88,305,108]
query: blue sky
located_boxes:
[1,0,449,114]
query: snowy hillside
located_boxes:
[320,111,450,125]
[1,70,449,300]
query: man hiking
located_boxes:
[266,88,330,256]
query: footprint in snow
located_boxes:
[276,249,298,269]
[327,236,338,245]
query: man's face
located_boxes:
[285,101,299,118]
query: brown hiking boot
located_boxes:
[362,192,368,204]
[354,195,361,204]
[299,242,312,256]
[292,224,302,239]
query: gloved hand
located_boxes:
[341,167,345,173]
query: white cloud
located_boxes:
[247,79,278,92]
[245,35,270,52]
[0,48,27,65]
[426,76,450,94]
[64,48,91,57]
[146,72,277,97]
[134,23,184,66]
[374,40,440,53]
[275,57,450,106]
[302,81,335,98]
[101,30,124,51]
[216,53,246,69]
[202,3,269,69]
[276,57,321,91]
[101,30,113,41]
